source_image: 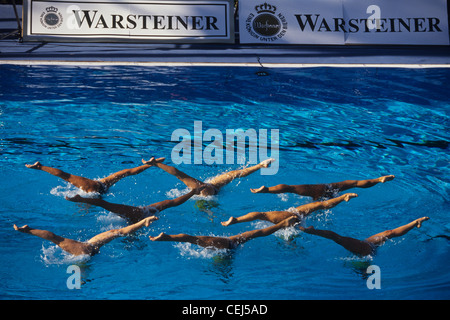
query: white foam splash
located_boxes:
[339,254,374,262]
[165,187,218,201]
[96,212,127,231]
[250,220,300,240]
[165,187,189,199]
[277,193,290,202]
[40,244,90,266]
[174,242,228,259]
[50,183,100,198]
[286,207,299,214]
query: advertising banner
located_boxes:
[23,0,234,43]
[239,0,449,45]
[343,0,449,45]
[240,0,344,44]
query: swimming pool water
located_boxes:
[0,65,449,300]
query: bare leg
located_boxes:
[144,160,214,195]
[208,158,275,190]
[149,185,205,211]
[86,216,158,251]
[365,217,430,246]
[329,175,395,192]
[14,217,157,256]
[99,157,165,189]
[150,233,232,249]
[299,226,374,256]
[66,186,205,222]
[66,195,147,222]
[26,161,102,193]
[221,193,357,227]
[221,210,293,226]
[151,216,297,249]
[14,224,97,256]
[299,216,429,256]
[251,175,395,200]
[251,183,329,200]
[229,216,298,246]
[296,193,358,216]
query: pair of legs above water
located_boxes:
[222,192,358,226]
[251,175,395,200]
[142,158,276,197]
[66,185,206,223]
[299,217,430,256]
[13,216,158,256]
[150,216,299,250]
[25,157,165,194]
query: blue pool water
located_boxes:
[0,65,449,300]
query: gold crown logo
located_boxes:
[255,3,276,14]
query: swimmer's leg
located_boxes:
[26,161,101,193]
[87,216,158,251]
[221,210,293,226]
[150,233,232,250]
[329,175,395,193]
[296,193,358,217]
[299,226,374,256]
[13,224,94,256]
[222,193,357,227]
[66,195,146,222]
[252,175,394,200]
[148,161,206,190]
[209,158,275,190]
[149,186,205,212]
[99,157,165,189]
[251,183,328,200]
[365,217,430,246]
[229,216,298,246]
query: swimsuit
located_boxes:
[363,241,377,256]
[96,181,108,194]
[140,206,159,217]
[228,240,238,250]
[205,183,220,195]
[323,184,339,199]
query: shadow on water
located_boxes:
[207,251,236,284]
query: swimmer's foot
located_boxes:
[25,161,42,170]
[13,224,32,233]
[260,158,275,168]
[142,157,165,166]
[250,186,268,193]
[221,217,237,227]
[283,216,300,227]
[149,232,171,241]
[379,175,395,183]
[343,193,358,202]
[143,216,158,227]
[415,217,430,228]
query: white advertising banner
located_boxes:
[343,0,449,45]
[23,0,234,43]
[239,0,449,45]
[240,0,344,44]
